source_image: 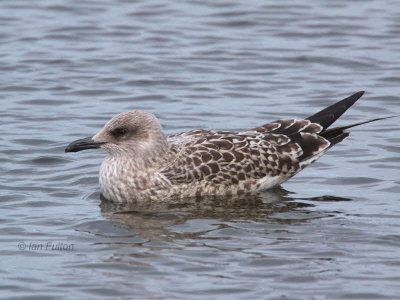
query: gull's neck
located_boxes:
[107,134,170,169]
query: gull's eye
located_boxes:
[112,127,128,138]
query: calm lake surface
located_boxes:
[1,0,400,299]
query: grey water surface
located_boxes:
[1,0,400,299]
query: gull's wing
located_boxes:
[161,91,385,188]
[162,120,330,186]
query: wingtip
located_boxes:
[351,91,365,100]
[306,90,367,130]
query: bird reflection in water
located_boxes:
[97,187,352,242]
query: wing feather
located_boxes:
[162,119,332,186]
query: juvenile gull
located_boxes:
[65,91,391,202]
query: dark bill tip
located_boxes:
[65,137,105,153]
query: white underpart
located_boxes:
[255,175,288,191]
[299,148,330,168]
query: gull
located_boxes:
[65,91,392,202]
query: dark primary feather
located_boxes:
[306,91,398,147]
[323,116,398,137]
[306,91,365,130]
[321,115,398,146]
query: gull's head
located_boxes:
[65,110,167,155]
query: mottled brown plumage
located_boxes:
[65,91,390,202]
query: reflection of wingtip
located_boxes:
[299,195,353,202]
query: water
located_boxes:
[1,0,400,299]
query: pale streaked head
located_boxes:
[65,110,168,156]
